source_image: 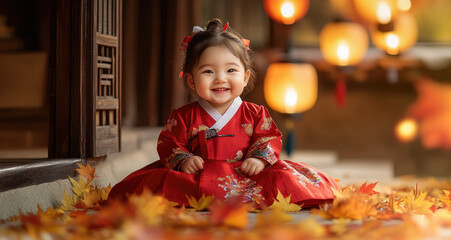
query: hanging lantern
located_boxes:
[370,13,418,55]
[264,63,317,114]
[395,118,417,143]
[263,0,309,25]
[319,21,369,66]
[353,0,398,24]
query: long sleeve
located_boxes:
[157,109,193,169]
[245,106,282,165]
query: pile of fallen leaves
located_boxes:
[2,164,451,239]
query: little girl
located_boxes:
[109,19,339,208]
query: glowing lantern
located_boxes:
[353,0,398,24]
[319,21,369,66]
[264,63,317,114]
[370,13,418,55]
[395,118,417,143]
[263,0,309,25]
[397,0,411,12]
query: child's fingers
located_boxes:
[193,157,204,170]
[241,161,250,173]
[250,164,259,176]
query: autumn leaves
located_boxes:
[4,164,451,239]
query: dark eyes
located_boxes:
[202,69,238,73]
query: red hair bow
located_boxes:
[180,36,192,51]
[241,38,250,52]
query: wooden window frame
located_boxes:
[49,0,122,159]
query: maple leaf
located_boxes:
[69,176,92,198]
[76,163,97,180]
[83,188,103,208]
[313,192,377,220]
[358,181,378,196]
[101,184,112,200]
[403,187,434,215]
[438,190,451,209]
[36,205,64,223]
[186,194,214,211]
[209,196,249,229]
[255,208,293,227]
[60,189,76,211]
[296,217,326,237]
[268,190,302,212]
[129,190,169,226]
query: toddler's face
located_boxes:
[188,45,250,113]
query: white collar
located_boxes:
[198,97,243,132]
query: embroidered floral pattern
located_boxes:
[164,148,193,169]
[226,150,244,163]
[157,140,164,145]
[241,124,253,136]
[246,141,278,165]
[189,125,209,139]
[163,118,177,132]
[260,117,273,130]
[218,174,265,203]
[281,161,322,187]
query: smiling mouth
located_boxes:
[212,88,230,92]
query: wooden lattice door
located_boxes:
[89,0,122,157]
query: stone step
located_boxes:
[280,150,338,168]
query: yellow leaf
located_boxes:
[330,218,352,235]
[296,217,326,237]
[83,188,103,208]
[404,188,434,215]
[268,190,302,212]
[69,176,92,198]
[60,190,75,211]
[255,208,292,227]
[185,194,214,211]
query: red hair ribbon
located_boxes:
[223,22,229,31]
[180,36,192,51]
[241,38,250,52]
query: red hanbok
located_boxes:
[109,97,339,207]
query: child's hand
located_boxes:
[180,156,204,174]
[240,158,267,176]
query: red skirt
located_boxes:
[109,159,339,208]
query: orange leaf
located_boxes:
[358,181,378,196]
[209,196,248,228]
[76,163,97,180]
[83,188,103,208]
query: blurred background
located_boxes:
[1,0,450,177]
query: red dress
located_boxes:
[109,98,339,207]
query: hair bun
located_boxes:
[206,18,223,31]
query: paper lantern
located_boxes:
[370,13,418,55]
[395,118,417,143]
[264,63,317,114]
[353,0,398,24]
[319,21,369,66]
[263,0,309,25]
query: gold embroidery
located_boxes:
[261,117,272,130]
[255,136,277,145]
[241,124,253,136]
[163,118,177,132]
[189,125,209,139]
[226,150,244,163]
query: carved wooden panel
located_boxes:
[90,0,121,157]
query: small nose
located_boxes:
[215,72,226,83]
